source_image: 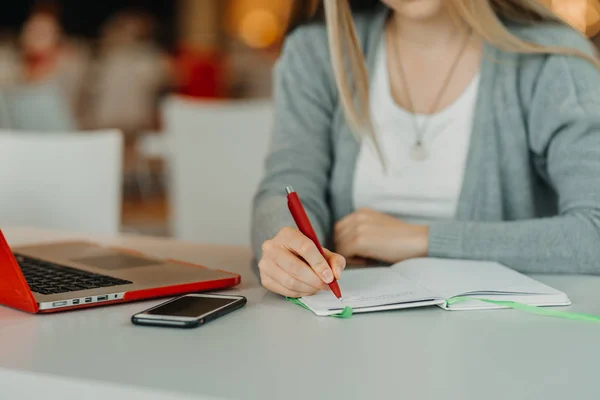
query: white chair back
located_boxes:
[164,97,273,246]
[0,130,123,235]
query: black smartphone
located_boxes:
[131,294,247,328]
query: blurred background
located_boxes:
[0,0,599,244]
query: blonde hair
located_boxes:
[324,0,600,166]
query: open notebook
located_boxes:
[299,258,571,317]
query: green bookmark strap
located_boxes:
[448,296,600,323]
[287,296,600,323]
[286,297,353,319]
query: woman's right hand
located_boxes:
[259,227,346,298]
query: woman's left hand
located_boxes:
[334,208,429,264]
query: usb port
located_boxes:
[97,295,108,301]
[85,297,92,303]
[52,301,68,307]
[72,299,80,305]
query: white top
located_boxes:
[353,38,480,224]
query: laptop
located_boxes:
[0,230,241,314]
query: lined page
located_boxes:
[300,268,442,315]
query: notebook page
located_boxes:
[393,258,566,300]
[300,268,443,315]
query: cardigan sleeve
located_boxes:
[428,48,600,274]
[251,26,336,262]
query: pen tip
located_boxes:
[285,186,294,195]
[339,297,343,302]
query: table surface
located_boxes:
[1,227,600,400]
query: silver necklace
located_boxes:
[390,22,472,161]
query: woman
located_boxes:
[252,0,600,298]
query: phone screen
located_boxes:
[146,296,238,318]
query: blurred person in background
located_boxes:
[19,1,90,123]
[0,31,19,85]
[253,0,600,298]
[82,9,173,135]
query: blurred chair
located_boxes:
[164,96,273,246]
[135,130,169,197]
[0,130,123,235]
[0,82,76,131]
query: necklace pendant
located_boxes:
[410,142,428,161]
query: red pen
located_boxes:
[286,186,343,301]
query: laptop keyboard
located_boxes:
[14,254,133,296]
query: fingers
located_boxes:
[323,248,346,280]
[277,227,334,284]
[259,259,321,296]
[261,274,305,298]
[334,209,370,246]
[335,229,366,261]
[335,208,372,231]
[267,246,325,290]
[335,237,358,260]
[334,209,376,260]
[259,227,348,298]
[334,213,356,243]
[334,217,359,259]
[334,228,356,253]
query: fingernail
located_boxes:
[335,266,342,278]
[322,269,333,283]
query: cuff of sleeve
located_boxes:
[428,222,466,259]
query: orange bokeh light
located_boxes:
[226,0,293,48]
[239,8,281,49]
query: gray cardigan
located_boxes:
[252,7,600,274]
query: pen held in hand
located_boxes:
[286,186,343,301]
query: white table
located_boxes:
[1,227,600,400]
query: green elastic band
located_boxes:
[448,296,600,323]
[286,297,353,318]
[287,296,600,323]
